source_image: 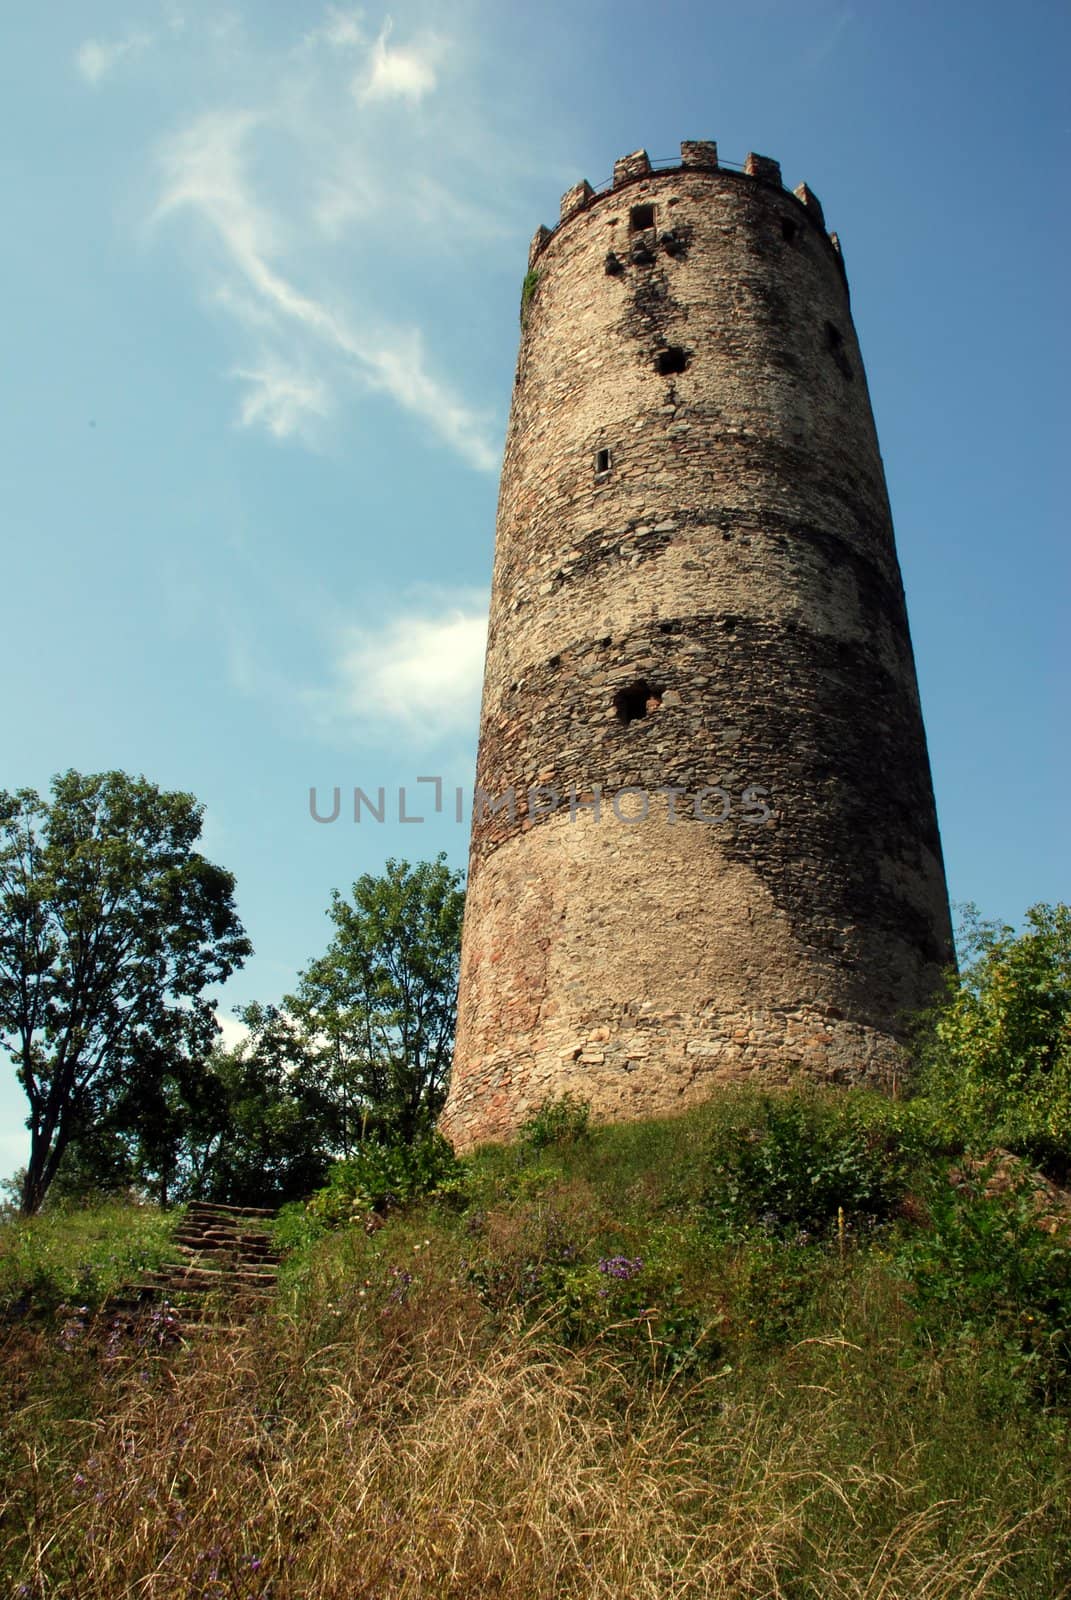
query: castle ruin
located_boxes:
[440,141,953,1150]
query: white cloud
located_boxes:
[309,598,489,739]
[214,1011,251,1052]
[358,18,439,103]
[76,31,149,85]
[154,109,497,469]
[234,363,331,439]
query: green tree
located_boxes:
[290,855,465,1143]
[915,902,1071,1175]
[0,770,252,1213]
[177,1003,332,1206]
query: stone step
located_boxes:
[156,1259,277,1280]
[184,1202,276,1220]
[172,1234,279,1256]
[145,1270,276,1294]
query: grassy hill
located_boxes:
[3,1084,1071,1598]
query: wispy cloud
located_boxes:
[153,99,497,468]
[358,17,440,103]
[318,603,489,736]
[233,362,331,439]
[84,7,568,467]
[76,31,150,85]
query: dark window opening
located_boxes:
[548,654,560,669]
[655,346,690,376]
[614,679,663,725]
[629,203,655,232]
[595,447,612,474]
[781,218,798,243]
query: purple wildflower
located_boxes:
[597,1255,644,1281]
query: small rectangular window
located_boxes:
[595,447,612,475]
[629,203,655,232]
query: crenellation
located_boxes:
[528,224,552,269]
[744,151,782,184]
[793,182,825,226]
[613,148,652,186]
[560,178,594,223]
[680,139,718,169]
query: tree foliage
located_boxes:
[915,903,1071,1175]
[0,771,251,1212]
[289,855,465,1143]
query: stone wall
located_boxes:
[440,142,953,1151]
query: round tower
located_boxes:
[440,141,953,1149]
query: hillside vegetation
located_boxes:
[3,1082,1071,1599]
[2,903,1070,1598]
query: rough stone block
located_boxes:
[680,139,718,169]
[745,152,782,185]
[528,224,552,268]
[559,180,594,224]
[613,149,651,186]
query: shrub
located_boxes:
[519,268,540,327]
[519,1092,592,1151]
[899,1162,1071,1403]
[699,1088,923,1237]
[914,903,1071,1177]
[306,1132,467,1227]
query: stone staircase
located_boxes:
[106,1202,281,1337]
[143,1201,281,1306]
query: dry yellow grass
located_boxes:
[2,1305,1039,1600]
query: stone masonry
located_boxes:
[439,141,954,1150]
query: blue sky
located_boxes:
[2,0,1068,1180]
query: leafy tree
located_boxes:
[0,770,252,1213]
[48,1004,332,1209]
[289,855,465,1143]
[915,903,1071,1176]
[174,1003,332,1207]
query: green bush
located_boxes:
[306,1132,467,1227]
[519,1092,592,1151]
[698,1088,923,1238]
[914,903,1071,1176]
[519,268,540,327]
[899,1164,1071,1403]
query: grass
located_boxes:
[0,1197,175,1318]
[2,1087,1070,1597]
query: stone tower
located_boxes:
[440,141,953,1150]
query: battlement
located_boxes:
[529,139,841,273]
